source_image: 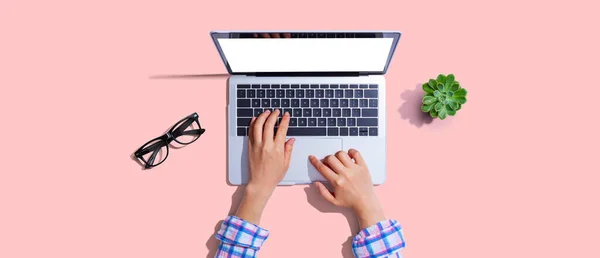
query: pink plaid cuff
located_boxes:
[216,216,270,250]
[353,219,405,258]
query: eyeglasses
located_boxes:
[134,112,205,168]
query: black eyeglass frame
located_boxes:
[134,112,206,169]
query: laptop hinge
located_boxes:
[251,72,363,77]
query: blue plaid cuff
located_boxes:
[352,219,405,258]
[216,216,270,250]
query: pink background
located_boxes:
[1,0,599,257]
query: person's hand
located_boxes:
[236,109,294,224]
[309,150,386,229]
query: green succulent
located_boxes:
[421,74,467,120]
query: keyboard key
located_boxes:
[237,127,247,136]
[331,99,339,107]
[303,109,312,117]
[271,99,281,107]
[330,84,339,89]
[311,99,319,107]
[345,90,353,98]
[359,128,369,136]
[237,109,253,117]
[257,89,266,98]
[238,84,250,89]
[289,118,298,126]
[293,109,303,117]
[262,99,270,107]
[313,109,322,117]
[267,89,275,98]
[323,109,332,117]
[328,128,339,136]
[318,118,326,126]
[352,109,361,117]
[349,99,358,107]
[271,84,280,89]
[320,99,329,107]
[261,84,270,88]
[369,84,378,88]
[276,89,285,98]
[237,99,251,107]
[237,118,252,126]
[355,90,363,98]
[340,99,349,107]
[369,128,378,136]
[335,90,343,98]
[306,89,315,98]
[332,108,341,117]
[340,128,349,136]
[325,90,334,98]
[281,84,290,88]
[251,84,260,89]
[291,84,300,88]
[369,99,378,107]
[283,108,293,116]
[237,90,246,98]
[281,99,290,107]
[340,84,349,88]
[327,118,336,126]
[286,90,295,98]
[320,84,329,89]
[337,118,346,126]
[301,99,310,107]
[342,108,351,117]
[291,99,300,107]
[316,90,324,98]
[252,99,261,107]
[350,127,359,136]
[298,118,307,126]
[247,89,256,98]
[296,89,305,98]
[254,109,263,117]
[347,118,356,126]
[362,109,378,117]
[360,99,369,107]
[364,90,378,98]
[308,118,316,126]
[301,84,310,89]
[287,127,326,136]
[310,84,319,89]
[359,84,369,89]
[358,118,378,126]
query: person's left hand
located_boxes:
[247,109,295,193]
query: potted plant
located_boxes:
[421,74,467,119]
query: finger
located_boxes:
[315,182,338,206]
[335,150,354,167]
[323,154,346,174]
[252,110,271,143]
[270,33,280,38]
[275,112,290,144]
[309,155,337,182]
[347,149,366,166]
[248,117,256,145]
[283,33,291,38]
[284,138,295,167]
[263,109,280,142]
[260,33,270,38]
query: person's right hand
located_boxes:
[309,150,386,229]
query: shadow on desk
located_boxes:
[398,84,434,127]
[205,186,245,258]
[304,185,358,258]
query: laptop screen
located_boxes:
[212,32,400,74]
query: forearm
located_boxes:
[235,184,273,225]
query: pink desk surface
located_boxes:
[1,1,599,257]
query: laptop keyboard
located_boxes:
[236,84,379,136]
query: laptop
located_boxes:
[211,31,401,185]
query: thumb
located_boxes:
[314,182,338,206]
[284,138,295,166]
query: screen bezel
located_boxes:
[210,31,401,75]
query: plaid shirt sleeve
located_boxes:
[215,215,270,258]
[352,219,406,258]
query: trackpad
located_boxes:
[282,138,342,184]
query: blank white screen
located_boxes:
[217,38,394,73]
